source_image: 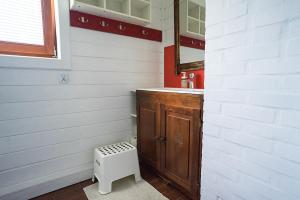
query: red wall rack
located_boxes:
[180,36,205,50]
[70,11,162,42]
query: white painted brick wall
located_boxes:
[202,0,300,200]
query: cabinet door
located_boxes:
[160,105,201,196]
[137,102,161,170]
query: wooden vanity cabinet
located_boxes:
[136,90,203,200]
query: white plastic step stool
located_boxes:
[93,142,141,194]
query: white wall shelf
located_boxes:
[130,114,137,118]
[180,0,205,39]
[70,0,151,26]
[130,90,137,146]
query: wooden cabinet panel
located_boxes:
[137,102,161,170]
[160,105,200,194]
[165,113,190,180]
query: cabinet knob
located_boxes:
[160,137,166,142]
[154,136,160,140]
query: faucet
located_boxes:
[188,73,195,89]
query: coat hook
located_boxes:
[118,24,126,31]
[142,30,149,36]
[99,20,109,27]
[78,16,89,24]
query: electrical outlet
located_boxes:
[216,196,224,200]
[59,74,70,84]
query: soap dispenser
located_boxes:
[181,72,188,88]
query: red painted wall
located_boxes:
[164,45,205,89]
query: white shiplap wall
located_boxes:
[202,0,300,200]
[0,1,163,199]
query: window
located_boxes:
[0,0,56,57]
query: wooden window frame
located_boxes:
[0,0,56,58]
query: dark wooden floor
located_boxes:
[32,165,189,200]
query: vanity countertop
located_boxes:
[137,87,204,95]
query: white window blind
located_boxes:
[0,0,44,45]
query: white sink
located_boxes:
[137,87,204,94]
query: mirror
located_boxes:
[174,0,205,74]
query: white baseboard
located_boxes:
[0,163,93,200]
